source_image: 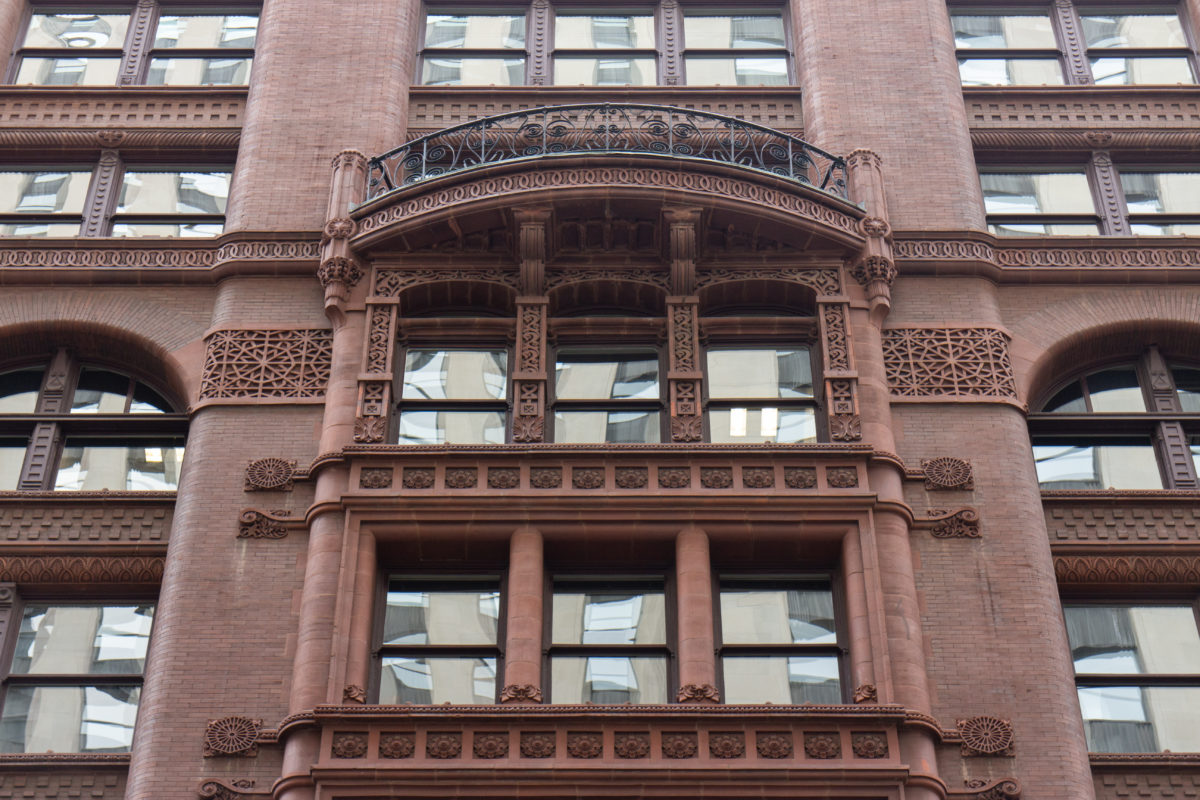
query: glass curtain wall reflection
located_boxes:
[0,170,92,236]
[1082,13,1194,85]
[147,14,257,86]
[0,604,153,753]
[378,578,501,704]
[980,172,1100,236]
[683,14,788,85]
[549,579,669,703]
[1121,173,1200,235]
[1065,605,1200,753]
[952,12,1063,86]
[14,12,128,85]
[718,579,841,704]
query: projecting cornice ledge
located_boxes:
[893,232,1200,283]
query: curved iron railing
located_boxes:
[366,103,848,201]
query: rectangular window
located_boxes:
[548,577,670,703]
[1032,437,1163,490]
[718,577,842,704]
[552,350,661,443]
[112,169,230,237]
[951,3,1196,86]
[396,349,509,445]
[705,348,816,443]
[979,171,1101,236]
[1120,172,1200,236]
[0,603,153,753]
[12,5,258,86]
[420,13,527,85]
[554,14,656,86]
[0,170,92,237]
[377,577,501,704]
[53,438,186,491]
[1065,604,1200,753]
[683,13,789,85]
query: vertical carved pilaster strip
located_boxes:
[528,0,551,86]
[118,0,156,85]
[668,299,703,442]
[664,206,701,295]
[0,585,18,673]
[513,299,548,443]
[80,150,121,237]
[20,350,72,490]
[1053,0,1093,85]
[1090,151,1130,236]
[659,0,682,85]
[820,301,860,441]
[514,207,550,295]
[1143,347,1197,488]
[37,349,72,414]
[354,299,398,444]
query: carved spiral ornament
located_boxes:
[203,716,261,757]
[958,716,1014,756]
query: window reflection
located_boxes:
[55,442,186,491]
[403,350,507,401]
[1032,440,1161,490]
[380,657,496,704]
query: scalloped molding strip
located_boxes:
[0,240,319,269]
[1055,554,1200,584]
[893,238,1200,269]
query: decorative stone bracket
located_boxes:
[237,509,304,540]
[846,149,895,322]
[319,151,369,325]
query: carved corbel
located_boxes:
[846,150,895,322]
[320,151,368,325]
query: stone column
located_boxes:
[501,527,544,703]
[0,0,27,64]
[342,529,377,703]
[675,526,717,703]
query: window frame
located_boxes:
[713,571,848,705]
[0,594,156,754]
[1061,596,1200,754]
[417,0,793,87]
[393,343,514,446]
[978,164,1104,236]
[8,2,259,87]
[0,350,188,492]
[543,572,675,704]
[700,340,823,444]
[372,573,507,705]
[950,0,1200,87]
[548,345,666,444]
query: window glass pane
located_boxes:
[1079,686,1200,753]
[721,587,835,645]
[952,14,1057,48]
[554,57,655,85]
[708,407,816,444]
[146,57,252,85]
[0,441,25,490]
[15,56,120,85]
[382,587,499,646]
[1066,606,1200,675]
[0,369,43,412]
[1130,222,1200,236]
[23,13,128,48]
[0,685,140,753]
[722,656,841,704]
[553,410,660,443]
[981,172,1093,215]
[1043,380,1087,413]
[424,15,525,49]
[708,349,812,400]
[685,56,788,85]
[421,57,525,85]
[379,656,496,704]
[1090,57,1194,85]
[55,442,186,491]
[684,15,785,49]
[396,410,506,445]
[153,15,258,48]
[555,354,658,400]
[1172,366,1200,411]
[71,369,128,414]
[129,382,173,413]
[1122,173,1200,214]
[1081,13,1187,49]
[0,221,82,237]
[552,588,666,645]
[1032,440,1162,490]
[1086,368,1145,412]
[555,16,654,48]
[550,656,668,703]
[0,172,91,214]
[117,172,230,215]
[111,222,224,238]
[11,605,154,675]
[403,350,508,401]
[989,222,1099,236]
[958,57,1064,86]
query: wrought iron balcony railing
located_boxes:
[366,103,848,201]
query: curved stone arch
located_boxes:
[1014,289,1200,406]
[695,267,842,299]
[371,268,519,300]
[544,268,670,292]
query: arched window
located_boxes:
[0,349,186,491]
[1029,347,1200,490]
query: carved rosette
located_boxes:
[922,457,974,490]
[359,468,393,489]
[567,732,603,758]
[426,733,462,759]
[520,732,556,758]
[203,717,262,758]
[661,733,698,759]
[380,733,415,759]
[331,732,368,759]
[499,684,543,704]
[474,733,509,759]
[676,683,720,703]
[244,458,296,492]
[803,732,841,759]
[851,732,888,759]
[709,732,745,758]
[614,733,650,758]
[957,716,1015,757]
[756,732,793,759]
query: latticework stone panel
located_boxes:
[882,328,1018,400]
[199,329,333,400]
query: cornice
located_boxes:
[972,128,1200,152]
[0,128,240,158]
[307,702,909,719]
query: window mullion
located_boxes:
[528,0,551,85]
[119,0,158,86]
[1087,151,1131,236]
[1051,0,1093,85]
[658,0,682,85]
[80,151,123,238]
